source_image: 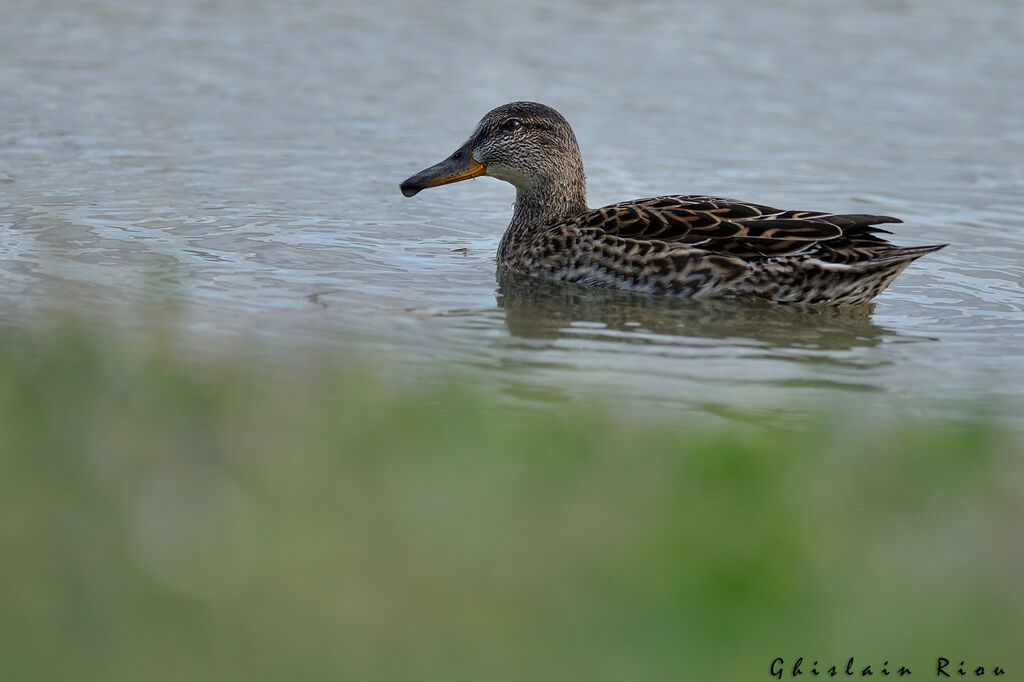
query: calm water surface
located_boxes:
[2,0,1023,424]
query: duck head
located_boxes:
[400,101,585,199]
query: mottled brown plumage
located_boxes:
[400,101,945,305]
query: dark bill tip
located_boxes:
[399,179,422,198]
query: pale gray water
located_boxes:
[2,0,1023,423]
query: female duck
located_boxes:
[400,101,943,305]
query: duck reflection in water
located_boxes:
[495,268,905,353]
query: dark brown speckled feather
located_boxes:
[401,102,945,305]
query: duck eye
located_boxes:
[501,119,523,132]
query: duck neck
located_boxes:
[499,172,587,264]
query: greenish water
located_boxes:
[1,325,1022,680]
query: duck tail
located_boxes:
[865,243,948,265]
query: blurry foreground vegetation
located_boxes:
[1,322,1022,681]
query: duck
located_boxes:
[400,101,945,305]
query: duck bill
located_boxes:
[400,142,486,197]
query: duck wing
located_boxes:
[581,195,901,260]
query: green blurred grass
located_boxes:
[1,322,1021,681]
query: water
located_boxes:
[2,0,1023,424]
